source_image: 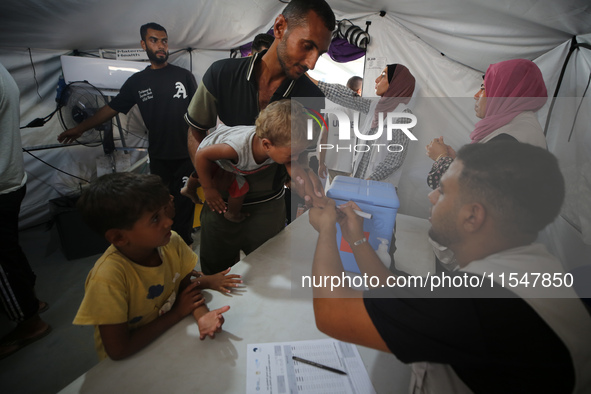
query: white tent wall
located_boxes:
[388,2,584,71]
[0,0,590,267]
[537,33,591,271]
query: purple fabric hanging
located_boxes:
[239,28,274,57]
[240,43,253,58]
[327,37,366,63]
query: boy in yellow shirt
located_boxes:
[73,172,240,360]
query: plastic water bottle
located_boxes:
[376,237,391,268]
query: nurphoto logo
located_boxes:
[306,107,418,153]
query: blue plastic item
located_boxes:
[326,176,399,273]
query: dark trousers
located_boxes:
[0,185,38,322]
[149,158,195,246]
[199,196,286,274]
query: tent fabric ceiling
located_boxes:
[1,0,590,71]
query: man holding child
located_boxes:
[185,0,335,274]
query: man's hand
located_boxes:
[335,201,366,245]
[292,168,327,209]
[223,211,249,223]
[197,306,230,340]
[57,105,118,144]
[58,128,84,144]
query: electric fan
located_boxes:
[58,81,115,153]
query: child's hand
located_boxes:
[200,268,243,294]
[197,305,230,340]
[203,187,227,214]
[173,280,205,318]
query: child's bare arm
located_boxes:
[99,280,204,360]
[195,268,243,294]
[183,271,232,338]
[195,144,239,214]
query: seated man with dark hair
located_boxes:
[346,75,363,96]
[251,33,274,54]
[309,141,591,393]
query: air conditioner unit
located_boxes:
[60,55,146,96]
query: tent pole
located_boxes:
[543,36,591,137]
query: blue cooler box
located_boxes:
[326,176,399,273]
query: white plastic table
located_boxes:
[60,212,434,393]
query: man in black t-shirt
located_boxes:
[308,142,591,393]
[58,23,197,246]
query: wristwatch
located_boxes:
[352,237,367,246]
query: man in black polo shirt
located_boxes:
[185,0,334,274]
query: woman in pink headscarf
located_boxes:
[426,59,548,189]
